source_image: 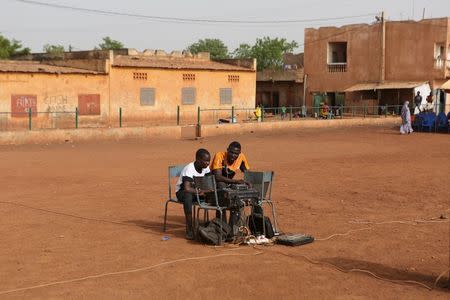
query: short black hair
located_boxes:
[228,141,241,150]
[196,148,210,160]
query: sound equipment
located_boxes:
[204,184,259,208]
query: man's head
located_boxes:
[195,148,210,169]
[417,91,420,95]
[227,141,241,163]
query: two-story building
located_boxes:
[304,17,450,114]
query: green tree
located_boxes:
[98,36,124,50]
[232,37,298,71]
[0,34,30,59]
[232,43,252,59]
[186,38,229,59]
[43,44,65,56]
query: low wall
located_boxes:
[0,118,400,145]
[0,126,181,145]
[200,118,400,137]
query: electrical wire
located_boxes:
[12,0,377,25]
[0,251,263,296]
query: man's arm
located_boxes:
[212,169,244,185]
[182,180,212,196]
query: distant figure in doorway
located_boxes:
[414,91,422,113]
[400,101,413,134]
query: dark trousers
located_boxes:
[176,190,196,216]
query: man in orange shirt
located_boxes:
[211,141,251,227]
[211,141,250,186]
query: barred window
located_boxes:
[219,88,232,104]
[140,88,155,106]
[182,87,196,105]
[183,73,196,81]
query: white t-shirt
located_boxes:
[175,162,210,192]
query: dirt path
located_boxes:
[0,126,449,299]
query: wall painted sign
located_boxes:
[11,95,37,117]
[78,94,100,115]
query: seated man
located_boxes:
[211,141,249,187]
[211,141,250,227]
[175,148,211,240]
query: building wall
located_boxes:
[109,67,256,123]
[304,18,450,107]
[385,18,449,83]
[0,72,109,129]
[304,23,382,106]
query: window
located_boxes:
[78,94,100,115]
[133,72,147,80]
[140,88,155,106]
[327,42,347,73]
[182,87,196,105]
[183,73,196,81]
[434,43,445,69]
[220,88,232,104]
[228,75,240,83]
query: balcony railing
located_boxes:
[327,63,347,73]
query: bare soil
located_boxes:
[0,126,449,299]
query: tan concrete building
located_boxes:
[0,49,256,129]
[304,17,450,113]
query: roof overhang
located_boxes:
[345,81,428,92]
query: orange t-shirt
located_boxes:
[211,151,250,178]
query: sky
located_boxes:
[1,0,449,53]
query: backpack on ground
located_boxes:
[198,218,231,245]
[248,213,275,239]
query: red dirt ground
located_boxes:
[0,126,449,299]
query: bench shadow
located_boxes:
[321,257,448,289]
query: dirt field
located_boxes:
[0,126,449,299]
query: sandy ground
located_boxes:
[0,126,449,299]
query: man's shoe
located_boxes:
[185,230,194,240]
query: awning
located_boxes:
[345,81,428,92]
[441,79,450,90]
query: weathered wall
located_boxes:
[304,18,450,107]
[385,18,449,83]
[0,73,110,129]
[109,67,256,124]
[304,23,382,106]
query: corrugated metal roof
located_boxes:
[345,81,428,92]
[112,55,253,71]
[0,60,100,74]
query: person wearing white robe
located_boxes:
[400,101,413,134]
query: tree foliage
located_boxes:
[0,34,30,59]
[233,37,298,71]
[43,44,65,56]
[186,38,229,59]
[98,36,124,50]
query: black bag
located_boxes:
[198,218,231,245]
[248,213,275,239]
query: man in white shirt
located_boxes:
[175,148,211,240]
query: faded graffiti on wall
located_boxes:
[44,95,71,112]
[78,94,100,115]
[11,95,37,117]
